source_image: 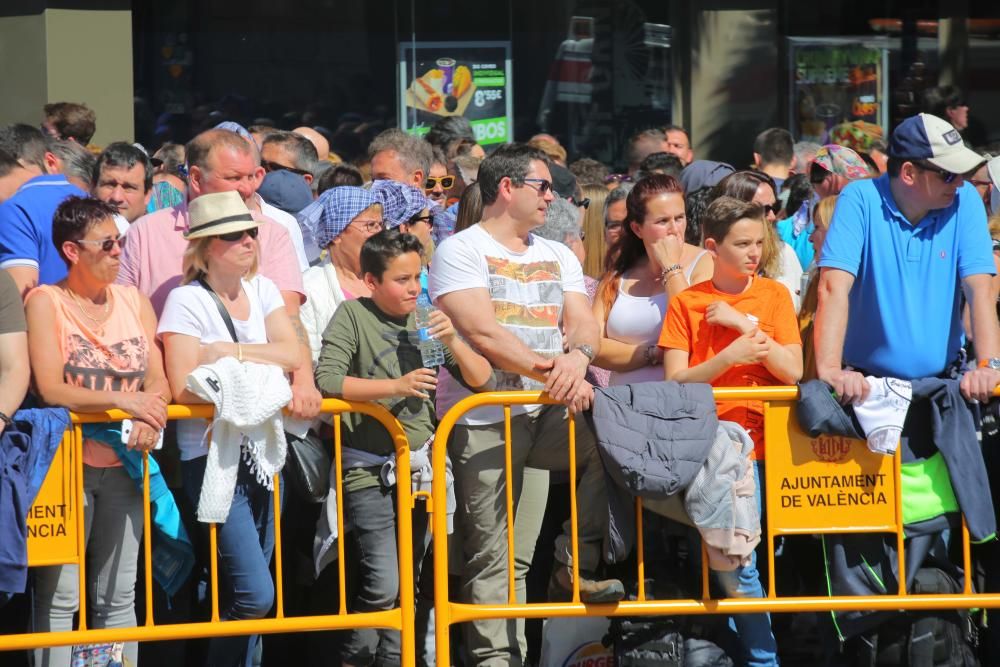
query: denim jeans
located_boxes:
[340,481,430,666]
[182,455,276,667]
[712,460,778,667]
[32,465,143,667]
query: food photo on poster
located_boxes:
[400,41,513,146]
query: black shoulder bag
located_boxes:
[197,278,330,503]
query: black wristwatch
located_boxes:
[574,344,595,362]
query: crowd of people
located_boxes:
[0,92,999,667]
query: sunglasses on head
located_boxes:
[261,159,311,178]
[571,196,591,209]
[215,227,259,242]
[913,161,961,184]
[74,236,125,252]
[521,178,553,195]
[425,175,455,190]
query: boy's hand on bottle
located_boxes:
[725,328,769,365]
[705,301,752,334]
[426,310,456,345]
[395,368,438,399]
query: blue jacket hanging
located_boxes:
[0,408,69,598]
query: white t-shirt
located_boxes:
[258,196,309,272]
[428,224,586,425]
[157,275,285,459]
[776,242,803,311]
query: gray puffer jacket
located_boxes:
[589,381,719,562]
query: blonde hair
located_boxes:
[181,235,259,285]
[580,183,609,279]
[813,195,838,233]
[798,194,839,380]
[527,138,567,164]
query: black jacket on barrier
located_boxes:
[587,381,718,564]
[797,377,996,638]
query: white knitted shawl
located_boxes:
[187,357,292,523]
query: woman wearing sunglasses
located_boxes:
[25,197,171,667]
[714,170,803,310]
[159,191,300,667]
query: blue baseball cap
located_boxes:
[889,113,985,175]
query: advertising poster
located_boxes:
[789,39,889,151]
[399,41,513,146]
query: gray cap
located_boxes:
[258,170,314,215]
[680,160,735,193]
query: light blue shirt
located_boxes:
[818,175,994,379]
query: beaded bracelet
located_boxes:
[659,264,683,283]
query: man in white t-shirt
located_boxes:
[429,144,622,666]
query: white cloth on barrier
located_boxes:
[187,357,290,523]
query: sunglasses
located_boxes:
[605,221,624,232]
[809,167,830,185]
[424,175,455,190]
[215,228,259,242]
[571,196,591,209]
[261,159,311,178]
[605,174,632,185]
[913,161,960,184]
[522,178,553,196]
[762,203,782,217]
[409,214,434,226]
[74,236,125,252]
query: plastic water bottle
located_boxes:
[415,290,445,368]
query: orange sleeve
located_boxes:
[768,281,802,346]
[658,294,692,352]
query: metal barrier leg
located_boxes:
[142,452,154,626]
[503,406,517,606]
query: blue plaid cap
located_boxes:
[297,186,378,249]
[430,202,456,244]
[213,121,254,143]
[369,180,431,229]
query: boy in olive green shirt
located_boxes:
[315,229,492,666]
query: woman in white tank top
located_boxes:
[592,174,714,384]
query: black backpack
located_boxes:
[606,614,734,667]
[844,567,979,667]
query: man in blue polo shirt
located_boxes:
[815,112,999,402]
[0,124,87,296]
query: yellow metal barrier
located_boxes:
[11,399,417,665]
[430,388,997,666]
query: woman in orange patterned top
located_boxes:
[25,196,170,667]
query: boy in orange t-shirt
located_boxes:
[659,196,802,667]
[659,197,803,458]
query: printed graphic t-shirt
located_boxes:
[27,284,150,467]
[659,276,801,460]
[429,223,586,425]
